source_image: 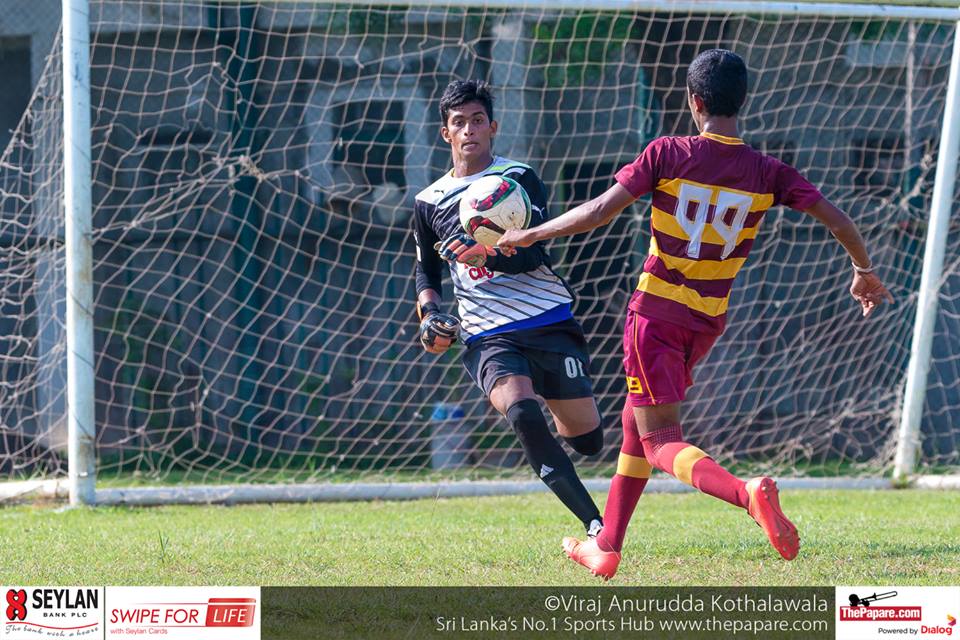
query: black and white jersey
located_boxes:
[413,156,574,342]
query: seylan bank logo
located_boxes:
[4,587,102,640]
[5,589,27,621]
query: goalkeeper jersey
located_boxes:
[615,133,823,335]
[413,156,574,342]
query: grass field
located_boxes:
[1,489,957,586]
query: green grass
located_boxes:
[0,489,956,585]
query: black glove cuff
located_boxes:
[418,301,440,320]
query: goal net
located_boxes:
[1,1,958,498]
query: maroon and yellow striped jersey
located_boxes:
[615,132,823,335]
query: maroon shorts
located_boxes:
[622,309,718,406]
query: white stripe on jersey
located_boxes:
[452,265,573,337]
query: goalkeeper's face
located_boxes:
[442,102,497,165]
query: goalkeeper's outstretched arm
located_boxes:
[497,183,636,253]
[437,170,555,274]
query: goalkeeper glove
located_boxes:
[436,233,496,268]
[417,301,460,354]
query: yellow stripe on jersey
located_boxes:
[617,453,652,479]
[700,131,744,145]
[673,446,709,486]
[636,272,729,317]
[649,237,745,280]
[651,206,760,246]
[656,178,774,212]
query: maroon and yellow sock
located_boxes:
[596,401,650,553]
[640,424,749,509]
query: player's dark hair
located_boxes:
[686,49,748,117]
[439,80,495,125]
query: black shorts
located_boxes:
[462,318,595,400]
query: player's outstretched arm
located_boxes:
[803,198,894,317]
[498,183,636,254]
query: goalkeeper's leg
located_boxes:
[489,375,602,534]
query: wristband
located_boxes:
[417,301,440,321]
[852,261,874,275]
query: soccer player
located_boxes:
[498,50,893,579]
[413,79,606,537]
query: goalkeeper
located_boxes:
[413,80,605,538]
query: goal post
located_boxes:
[63,0,97,505]
[2,0,960,505]
[893,14,960,482]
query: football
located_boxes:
[459,175,532,247]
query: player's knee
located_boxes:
[563,426,604,456]
[639,424,684,467]
[505,398,543,432]
[491,376,535,415]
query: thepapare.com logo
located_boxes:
[839,590,921,622]
[4,587,102,639]
[839,590,956,637]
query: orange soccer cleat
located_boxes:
[562,536,621,581]
[745,476,800,561]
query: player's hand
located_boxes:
[497,229,534,256]
[419,311,460,354]
[436,233,495,267]
[850,271,894,317]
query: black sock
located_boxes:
[506,399,601,529]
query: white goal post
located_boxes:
[893,8,960,483]
[2,0,959,504]
[63,0,96,505]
